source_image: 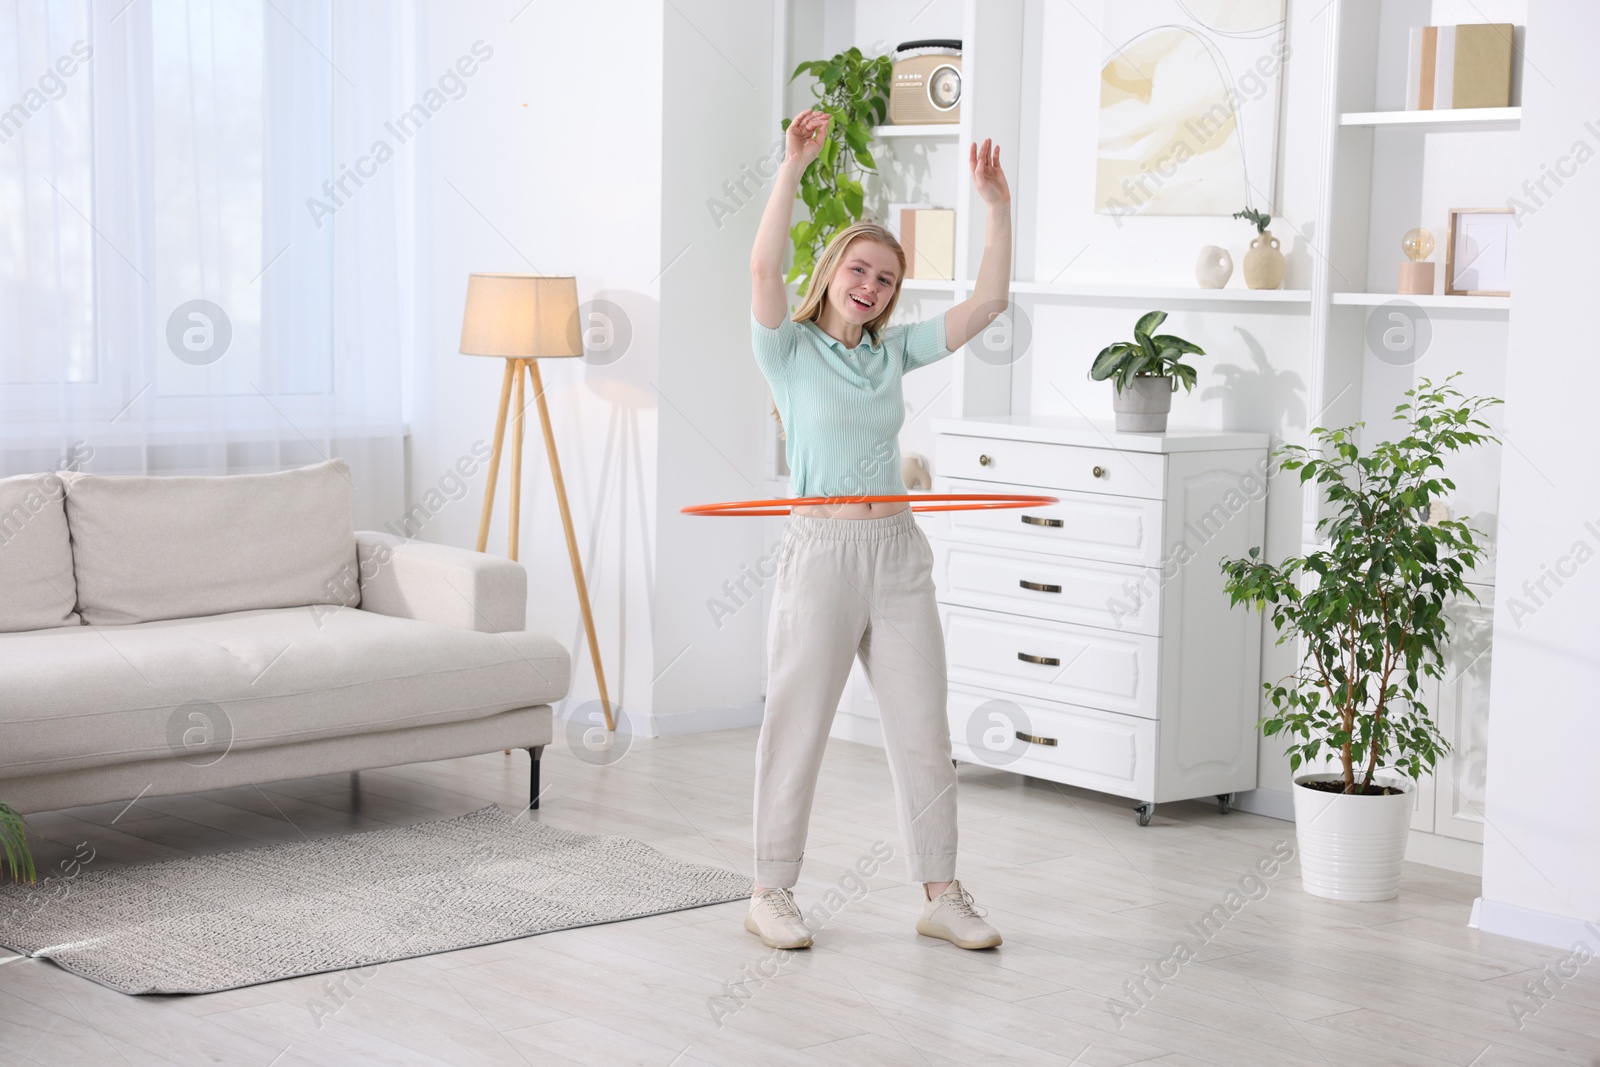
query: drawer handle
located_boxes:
[1017,651,1060,666]
[1020,514,1063,528]
[1016,730,1058,747]
[978,453,992,466]
[1019,579,1061,594]
[1092,465,1106,479]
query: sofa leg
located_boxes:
[526,745,544,810]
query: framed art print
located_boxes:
[1446,208,1514,296]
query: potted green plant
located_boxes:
[2,801,34,884]
[1233,206,1285,289]
[782,46,893,293]
[1220,376,1500,900]
[1088,310,1205,432]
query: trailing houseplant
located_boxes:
[781,46,893,293]
[1220,375,1500,899]
[1088,310,1205,432]
[2,801,35,883]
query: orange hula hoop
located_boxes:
[681,492,1059,517]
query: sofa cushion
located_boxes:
[0,473,80,632]
[60,460,359,626]
[0,606,571,778]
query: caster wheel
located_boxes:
[1217,792,1235,815]
[1134,802,1154,827]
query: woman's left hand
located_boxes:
[970,139,1011,206]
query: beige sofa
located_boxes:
[0,460,569,816]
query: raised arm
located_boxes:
[752,109,830,329]
[945,139,1013,351]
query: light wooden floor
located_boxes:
[2,727,1596,1066]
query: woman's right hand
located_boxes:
[784,109,830,168]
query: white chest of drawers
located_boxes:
[922,415,1270,824]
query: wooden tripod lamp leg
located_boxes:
[475,359,517,554]
[525,358,616,733]
[509,359,527,562]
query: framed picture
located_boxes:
[1094,1,1287,217]
[1445,208,1514,296]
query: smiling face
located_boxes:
[827,238,901,326]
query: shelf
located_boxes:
[784,277,959,294]
[1332,292,1509,311]
[900,278,960,293]
[1010,281,1311,304]
[872,124,960,140]
[1339,107,1520,130]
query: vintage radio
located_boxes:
[888,39,962,125]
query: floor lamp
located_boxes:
[459,273,615,733]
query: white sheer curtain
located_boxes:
[0,0,419,526]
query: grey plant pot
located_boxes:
[1111,376,1173,432]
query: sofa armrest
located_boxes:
[354,532,527,633]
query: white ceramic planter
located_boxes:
[1292,772,1413,901]
[1111,376,1173,432]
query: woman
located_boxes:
[746,107,1013,951]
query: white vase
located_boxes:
[1291,772,1413,901]
[1195,245,1233,288]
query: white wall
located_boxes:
[1477,1,1600,948]
[407,0,784,736]
[649,0,782,730]
[408,0,664,727]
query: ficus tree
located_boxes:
[1220,375,1501,794]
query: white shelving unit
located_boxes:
[764,0,1520,869]
[765,0,1024,490]
[1305,1,1523,873]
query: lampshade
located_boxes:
[459,273,584,359]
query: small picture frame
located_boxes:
[1445,208,1514,296]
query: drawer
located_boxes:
[937,433,1166,500]
[941,604,1159,719]
[927,475,1166,566]
[930,536,1159,636]
[947,685,1155,799]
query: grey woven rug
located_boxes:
[0,805,751,995]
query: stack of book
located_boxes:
[1405,24,1515,110]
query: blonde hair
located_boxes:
[770,220,907,439]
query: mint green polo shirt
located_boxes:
[751,308,952,498]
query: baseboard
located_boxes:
[634,700,765,738]
[828,711,884,748]
[1404,829,1482,876]
[1231,787,1294,822]
[1472,897,1600,952]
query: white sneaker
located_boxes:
[916,879,1002,949]
[745,887,813,949]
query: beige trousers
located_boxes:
[754,507,958,888]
